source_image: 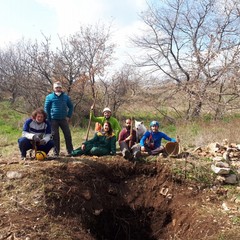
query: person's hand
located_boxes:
[66,117,70,123]
[33,134,40,143]
[39,139,46,145]
[81,144,85,151]
[90,105,94,110]
[140,146,145,152]
[125,135,132,141]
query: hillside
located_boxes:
[1,101,240,239]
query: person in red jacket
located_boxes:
[118,118,141,161]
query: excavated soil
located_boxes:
[0,154,239,240]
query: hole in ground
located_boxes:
[43,160,220,240]
[81,206,172,240]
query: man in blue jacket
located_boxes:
[44,81,73,157]
[140,121,176,155]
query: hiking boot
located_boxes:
[122,149,132,160]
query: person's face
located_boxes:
[35,113,44,123]
[104,111,111,119]
[125,120,131,130]
[151,125,159,132]
[103,123,110,132]
[54,86,62,93]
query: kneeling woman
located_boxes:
[72,121,116,156]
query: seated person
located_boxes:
[140,121,176,155]
[18,108,54,160]
[72,121,116,156]
[118,118,141,161]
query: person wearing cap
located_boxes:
[140,121,176,155]
[90,105,121,139]
[44,81,74,157]
[118,118,141,161]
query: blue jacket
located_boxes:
[44,92,73,121]
[140,131,176,149]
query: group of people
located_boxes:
[18,81,176,161]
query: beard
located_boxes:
[126,126,131,130]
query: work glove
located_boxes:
[39,139,46,145]
[33,134,40,143]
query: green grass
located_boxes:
[0,101,27,155]
[1,100,240,157]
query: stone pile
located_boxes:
[194,139,240,184]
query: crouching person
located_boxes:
[118,118,141,161]
[72,121,116,156]
[140,121,176,155]
[18,108,54,160]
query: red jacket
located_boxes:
[118,128,137,147]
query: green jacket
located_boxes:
[90,110,121,139]
[72,131,116,156]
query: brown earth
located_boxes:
[0,153,240,240]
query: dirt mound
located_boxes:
[0,155,239,239]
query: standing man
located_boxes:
[44,81,73,157]
[118,118,141,161]
[90,106,121,139]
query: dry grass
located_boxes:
[176,118,240,149]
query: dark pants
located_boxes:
[51,119,73,155]
[18,137,54,158]
[144,144,165,155]
[119,142,141,159]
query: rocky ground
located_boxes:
[0,150,240,240]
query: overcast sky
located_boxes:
[0,0,155,66]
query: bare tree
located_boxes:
[0,44,23,103]
[132,0,240,119]
[23,35,55,88]
[0,39,53,112]
[99,65,142,115]
[70,23,116,101]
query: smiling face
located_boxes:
[103,111,111,119]
[151,125,159,132]
[103,122,110,132]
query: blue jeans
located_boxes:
[51,119,73,155]
[18,137,54,157]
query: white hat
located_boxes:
[102,107,111,113]
[53,82,62,90]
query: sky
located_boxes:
[0,0,155,66]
